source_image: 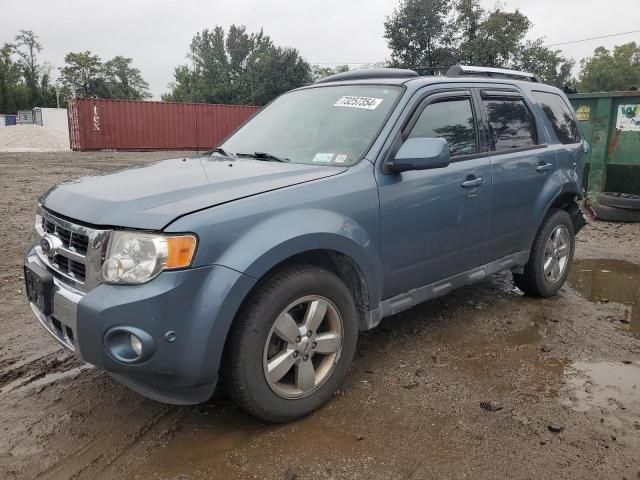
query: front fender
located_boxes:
[166,163,382,311]
[216,208,382,308]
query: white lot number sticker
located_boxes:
[313,153,335,163]
[334,96,383,110]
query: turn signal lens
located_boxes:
[166,236,197,269]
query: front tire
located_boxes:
[513,209,575,297]
[223,265,358,423]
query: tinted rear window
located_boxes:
[483,97,538,151]
[532,91,581,144]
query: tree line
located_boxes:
[0,30,150,113]
[383,0,640,92]
[1,0,639,113]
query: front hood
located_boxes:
[41,157,346,229]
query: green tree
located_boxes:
[39,63,60,107]
[59,51,107,98]
[104,56,151,99]
[384,0,574,86]
[14,30,44,107]
[514,40,575,88]
[162,65,196,102]
[468,8,531,67]
[2,31,151,109]
[311,64,350,82]
[453,0,485,65]
[247,45,314,104]
[164,25,312,105]
[578,42,640,92]
[0,43,25,112]
[384,0,454,70]
[1,30,58,110]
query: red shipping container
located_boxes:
[67,98,260,151]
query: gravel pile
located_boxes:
[0,125,70,152]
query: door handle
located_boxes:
[536,163,553,173]
[461,177,483,188]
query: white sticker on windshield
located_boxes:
[313,153,335,163]
[334,96,383,110]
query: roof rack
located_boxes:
[446,65,541,83]
[315,68,419,84]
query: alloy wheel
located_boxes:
[543,225,570,284]
[263,296,343,399]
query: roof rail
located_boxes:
[446,65,541,83]
[315,68,419,84]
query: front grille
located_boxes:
[49,315,75,350]
[52,254,86,282]
[35,209,109,292]
[42,217,89,255]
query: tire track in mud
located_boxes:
[0,349,75,391]
[37,403,183,480]
[0,152,199,480]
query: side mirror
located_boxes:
[386,137,450,174]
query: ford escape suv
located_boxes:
[24,65,587,422]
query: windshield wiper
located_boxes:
[236,151,290,163]
[205,147,235,158]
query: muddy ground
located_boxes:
[0,152,639,480]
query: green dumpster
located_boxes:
[568,91,640,199]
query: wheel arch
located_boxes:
[545,187,586,235]
[531,178,585,242]
[238,247,375,333]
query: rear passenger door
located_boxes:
[531,90,586,188]
[479,88,558,259]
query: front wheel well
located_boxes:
[237,250,371,332]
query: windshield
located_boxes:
[221,85,403,166]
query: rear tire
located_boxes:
[513,209,575,297]
[223,265,358,423]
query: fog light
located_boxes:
[130,334,143,356]
[104,326,155,364]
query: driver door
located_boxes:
[376,90,492,299]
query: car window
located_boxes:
[408,98,477,156]
[483,97,538,151]
[532,91,581,144]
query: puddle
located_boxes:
[568,259,640,336]
[121,406,261,479]
[562,361,640,413]
[506,318,549,346]
[118,403,374,479]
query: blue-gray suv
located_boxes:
[24,66,587,422]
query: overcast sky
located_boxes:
[2,0,639,99]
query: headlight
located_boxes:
[102,231,197,285]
